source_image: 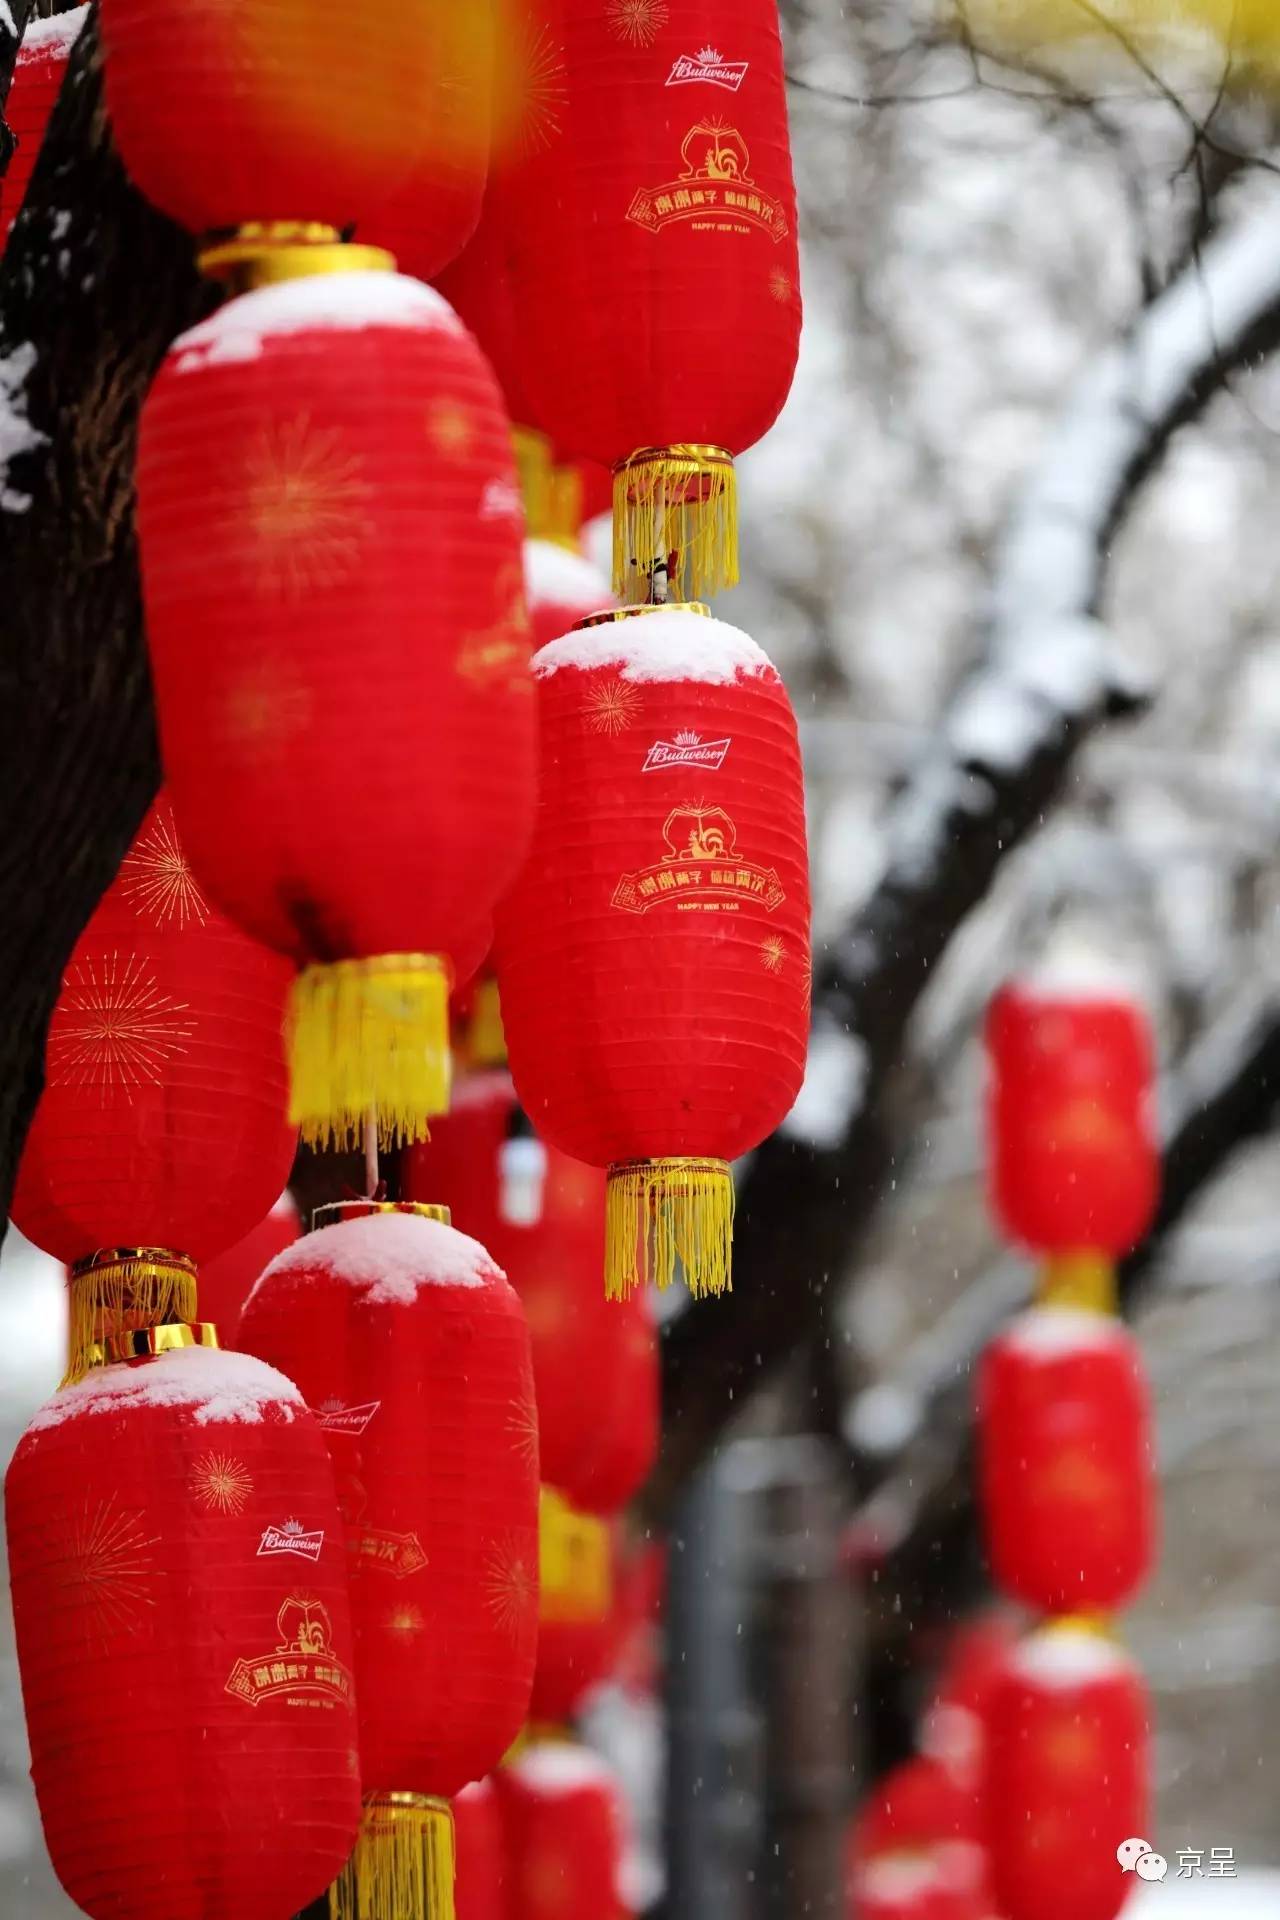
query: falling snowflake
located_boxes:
[119,814,209,928]
[769,266,794,304]
[48,952,195,1097]
[507,1393,540,1472]
[582,678,642,736]
[606,0,670,47]
[243,413,371,598]
[485,1534,538,1641]
[190,1453,253,1517]
[55,1497,159,1642]
[759,935,787,974]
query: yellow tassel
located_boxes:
[1036,1251,1117,1315]
[547,463,586,550]
[612,445,738,603]
[539,1487,614,1623]
[605,1157,734,1301]
[329,1794,455,1920]
[64,1249,198,1387]
[287,954,451,1151]
[512,425,554,541]
[464,978,507,1070]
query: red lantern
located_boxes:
[496,1743,629,1920]
[433,188,536,429]
[922,1612,1020,1793]
[499,0,801,599]
[495,605,810,1299]
[455,1779,505,1920]
[137,269,534,1149]
[237,1203,540,1913]
[525,538,613,648]
[1,8,87,238]
[978,1308,1155,1614]
[847,1852,984,1920]
[854,1759,981,1858]
[986,982,1158,1257]
[5,1343,360,1920]
[531,1489,621,1725]
[198,1192,302,1346]
[11,795,295,1375]
[985,1626,1148,1920]
[98,1,491,242]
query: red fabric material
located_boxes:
[525,542,614,651]
[403,1073,657,1516]
[237,1209,540,1797]
[11,795,295,1266]
[0,22,76,238]
[454,1778,506,1920]
[978,1319,1154,1613]
[4,1351,359,1920]
[433,190,536,425]
[985,1645,1148,1920]
[499,0,800,464]
[855,1760,981,1857]
[198,1195,302,1345]
[495,1752,627,1920]
[98,1,491,238]
[495,650,810,1168]
[986,987,1158,1255]
[137,286,533,974]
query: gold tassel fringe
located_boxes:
[287,954,451,1151]
[539,1486,614,1623]
[329,1794,455,1920]
[512,425,554,541]
[1037,1251,1117,1314]
[547,463,586,549]
[605,1157,734,1301]
[65,1249,198,1387]
[463,978,507,1069]
[612,445,738,603]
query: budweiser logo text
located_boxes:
[666,48,749,91]
[257,1520,325,1563]
[315,1400,380,1436]
[643,731,731,773]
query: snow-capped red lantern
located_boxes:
[404,1073,657,1513]
[495,1743,629,1920]
[524,538,613,649]
[198,1192,302,1346]
[137,270,534,1151]
[11,795,295,1378]
[985,1626,1148,1920]
[5,1346,359,1920]
[454,1779,505,1920]
[986,980,1158,1258]
[849,1757,988,1920]
[848,1853,983,1920]
[923,1611,1020,1793]
[237,1203,540,1919]
[978,1307,1155,1614]
[495,606,810,1300]
[531,1489,620,1725]
[97,0,491,241]
[500,0,801,599]
[0,7,87,239]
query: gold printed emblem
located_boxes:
[48,952,196,1096]
[56,1496,159,1643]
[626,122,790,243]
[242,413,371,599]
[612,804,786,915]
[353,1528,429,1579]
[583,677,643,736]
[759,935,786,974]
[456,564,532,691]
[484,1533,538,1641]
[508,1392,540,1472]
[190,1452,253,1516]
[606,0,669,46]
[225,1592,353,1710]
[119,815,209,929]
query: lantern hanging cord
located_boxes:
[364,1108,379,1201]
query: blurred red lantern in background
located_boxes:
[531,1489,621,1726]
[524,538,612,650]
[6,1345,359,1920]
[986,982,1158,1258]
[138,270,534,1151]
[922,1611,1020,1793]
[985,1625,1148,1920]
[454,1778,505,1920]
[500,0,801,598]
[496,1742,629,1920]
[496,605,809,1301]
[979,1308,1155,1614]
[198,1192,302,1346]
[11,795,295,1375]
[1,8,87,239]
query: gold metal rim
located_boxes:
[196,227,394,290]
[613,443,733,474]
[295,952,449,987]
[98,1321,220,1365]
[312,1201,452,1232]
[70,1247,197,1281]
[575,602,710,628]
[609,1156,729,1178]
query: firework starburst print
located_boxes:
[485,1534,537,1642]
[759,935,786,974]
[606,0,670,47]
[56,1497,159,1642]
[48,952,195,1097]
[119,814,209,929]
[243,413,371,598]
[582,678,642,736]
[190,1453,253,1517]
[769,265,795,304]
[507,1393,540,1472]
[511,19,567,154]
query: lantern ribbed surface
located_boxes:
[986,982,1158,1255]
[11,794,295,1279]
[499,0,800,596]
[98,0,491,237]
[978,1307,1155,1613]
[495,606,809,1299]
[0,8,87,239]
[495,1743,628,1920]
[5,1346,360,1920]
[237,1207,540,1798]
[985,1626,1148,1920]
[137,272,535,1148]
[403,1071,658,1514]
